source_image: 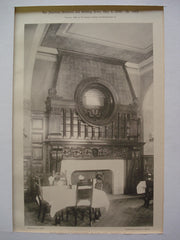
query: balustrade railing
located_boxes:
[50,107,140,142]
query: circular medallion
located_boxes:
[74,79,117,126]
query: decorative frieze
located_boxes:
[49,145,130,160]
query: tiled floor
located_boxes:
[25,195,153,227]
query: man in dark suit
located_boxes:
[144,174,153,208]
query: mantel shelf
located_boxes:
[44,137,145,147]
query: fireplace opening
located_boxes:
[71,170,113,194]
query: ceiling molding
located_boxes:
[36,52,57,62]
[36,46,58,62]
[125,62,139,70]
[139,56,153,75]
[38,46,58,55]
[36,46,126,65]
[57,23,153,55]
[125,63,140,75]
[125,56,153,75]
[139,56,153,68]
[36,45,153,75]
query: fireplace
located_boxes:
[71,170,113,193]
[61,159,125,195]
[42,65,144,194]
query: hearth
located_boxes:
[61,159,125,195]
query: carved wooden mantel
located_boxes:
[43,137,144,193]
[43,72,143,193]
[44,138,144,160]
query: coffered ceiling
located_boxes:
[41,23,153,64]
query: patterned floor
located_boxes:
[25,196,153,227]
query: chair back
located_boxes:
[34,182,43,205]
[35,194,43,206]
[95,180,103,190]
[76,179,93,207]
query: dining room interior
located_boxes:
[23,23,154,227]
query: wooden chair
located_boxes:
[34,183,50,223]
[74,179,94,226]
[94,177,103,220]
[54,209,65,225]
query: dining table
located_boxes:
[41,185,110,218]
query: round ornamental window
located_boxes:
[74,79,117,126]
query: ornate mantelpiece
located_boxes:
[44,138,143,159]
[43,137,144,193]
[43,75,144,194]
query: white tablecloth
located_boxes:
[42,185,110,217]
